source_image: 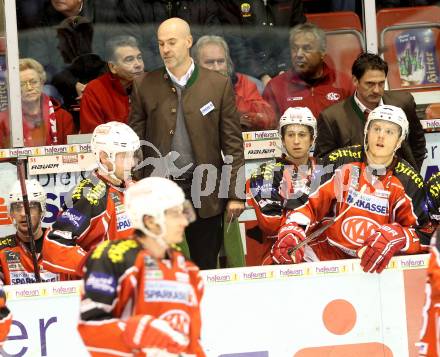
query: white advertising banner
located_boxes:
[0,255,429,357]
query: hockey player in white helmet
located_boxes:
[247,107,319,265]
[42,122,142,277]
[0,180,64,284]
[78,177,206,357]
[272,104,431,272]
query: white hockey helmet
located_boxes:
[125,177,195,245]
[91,121,141,178]
[279,107,317,142]
[8,179,46,219]
[364,105,409,148]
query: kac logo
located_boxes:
[326,92,341,101]
[341,216,380,245]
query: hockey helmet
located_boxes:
[279,107,317,142]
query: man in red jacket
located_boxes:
[263,22,354,121]
[193,34,276,131]
[80,35,144,133]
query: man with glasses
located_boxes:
[263,22,354,121]
[315,52,426,171]
[0,179,65,284]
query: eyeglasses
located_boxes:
[20,79,41,89]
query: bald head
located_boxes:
[158,17,191,38]
[157,18,193,76]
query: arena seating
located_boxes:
[306,12,365,79]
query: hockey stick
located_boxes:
[288,184,367,259]
[17,158,41,283]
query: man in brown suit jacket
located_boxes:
[315,53,426,170]
[129,18,245,269]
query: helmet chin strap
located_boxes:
[142,220,170,251]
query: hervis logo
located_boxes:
[341,216,380,245]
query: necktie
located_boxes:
[364,110,370,121]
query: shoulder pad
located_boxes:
[89,239,142,267]
[0,235,16,249]
[324,145,363,166]
[393,160,424,190]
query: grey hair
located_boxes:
[289,23,326,53]
[192,35,234,76]
[19,58,47,84]
[105,35,140,62]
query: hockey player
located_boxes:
[418,171,440,356]
[42,121,141,277]
[247,107,318,264]
[272,105,431,272]
[78,177,206,356]
[0,179,65,284]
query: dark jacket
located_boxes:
[218,0,306,78]
[315,92,427,171]
[128,65,245,218]
[40,0,118,27]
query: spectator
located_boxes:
[129,18,245,270]
[78,177,206,356]
[80,35,144,133]
[247,107,318,264]
[217,0,306,85]
[315,52,426,170]
[51,16,107,130]
[0,180,67,284]
[0,58,76,148]
[42,122,141,277]
[193,35,276,131]
[40,0,117,27]
[263,23,354,121]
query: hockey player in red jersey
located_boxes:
[0,286,11,343]
[418,172,440,356]
[78,177,206,356]
[272,105,431,272]
[0,179,66,284]
[247,107,318,264]
[42,121,141,277]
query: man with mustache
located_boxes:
[315,52,426,171]
[80,36,145,133]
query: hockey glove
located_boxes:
[359,223,406,273]
[271,223,306,264]
[123,315,189,353]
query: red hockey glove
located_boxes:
[359,223,406,273]
[123,315,189,353]
[271,223,306,264]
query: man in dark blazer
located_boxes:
[315,52,426,170]
[129,18,245,269]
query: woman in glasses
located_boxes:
[0,58,76,148]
